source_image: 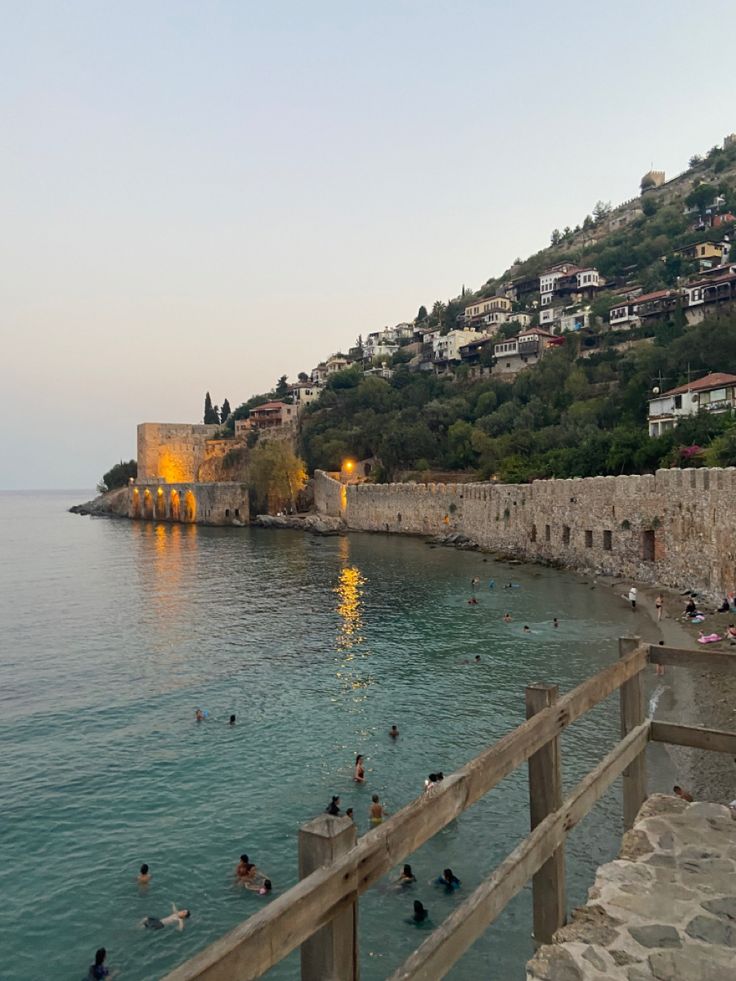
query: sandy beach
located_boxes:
[604,578,736,805]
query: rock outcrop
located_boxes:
[254,513,344,536]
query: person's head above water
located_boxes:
[262,879,272,892]
[95,949,106,967]
[140,863,149,875]
[443,868,455,882]
[355,754,363,765]
[179,909,191,919]
[240,854,249,864]
[474,655,481,662]
[229,714,236,724]
[413,900,427,920]
[403,864,413,875]
[371,793,379,803]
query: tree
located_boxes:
[415,304,428,324]
[275,375,289,399]
[248,442,308,514]
[593,200,612,223]
[641,196,658,217]
[550,228,561,246]
[220,398,231,423]
[685,182,717,216]
[353,335,364,358]
[297,371,310,383]
[689,154,703,168]
[203,391,219,424]
[98,459,137,493]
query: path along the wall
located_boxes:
[314,468,736,600]
[527,794,736,981]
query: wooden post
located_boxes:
[298,814,358,981]
[619,637,647,829]
[526,683,565,945]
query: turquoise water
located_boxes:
[1,491,641,980]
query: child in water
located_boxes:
[369,794,386,824]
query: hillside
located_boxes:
[296,139,736,483]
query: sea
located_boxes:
[0,490,664,980]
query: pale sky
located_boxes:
[2,0,734,489]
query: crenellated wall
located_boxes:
[130,482,249,526]
[315,468,736,599]
[137,423,221,482]
[314,470,344,517]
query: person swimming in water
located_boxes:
[138,863,151,885]
[398,864,416,885]
[523,625,531,634]
[236,854,256,880]
[553,617,559,628]
[258,879,272,895]
[229,714,236,726]
[354,754,365,783]
[468,597,478,605]
[503,612,512,623]
[411,900,428,923]
[369,794,386,824]
[86,948,109,980]
[389,724,399,739]
[326,795,341,816]
[195,707,204,722]
[142,904,191,930]
[436,868,461,890]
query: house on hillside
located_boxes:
[493,327,559,375]
[250,401,298,430]
[539,263,581,305]
[647,372,736,437]
[364,331,399,361]
[288,383,320,412]
[683,269,736,325]
[609,290,681,329]
[671,240,730,271]
[463,295,512,327]
[433,329,485,369]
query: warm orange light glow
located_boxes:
[158,450,192,484]
[334,565,365,652]
[157,487,164,496]
[343,459,355,472]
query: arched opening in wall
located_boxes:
[397,513,402,524]
[131,488,140,518]
[530,524,537,543]
[143,489,153,519]
[169,489,181,522]
[183,490,197,523]
[562,525,570,545]
[155,487,167,520]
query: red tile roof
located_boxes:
[660,372,736,398]
[251,401,289,412]
[633,289,676,304]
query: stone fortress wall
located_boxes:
[137,423,221,483]
[315,468,736,599]
[129,481,248,526]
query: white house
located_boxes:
[647,372,736,436]
[434,329,482,362]
[559,309,591,333]
[576,269,601,289]
[288,383,321,412]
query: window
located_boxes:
[545,524,551,542]
[235,508,240,518]
[530,523,537,543]
[562,525,570,545]
[674,395,682,409]
[585,530,593,548]
[225,509,230,517]
[603,530,612,551]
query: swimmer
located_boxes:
[138,863,151,886]
[553,617,559,628]
[326,795,341,816]
[471,577,479,591]
[398,864,416,884]
[236,854,256,880]
[369,794,386,824]
[411,900,428,923]
[523,625,531,634]
[195,707,204,722]
[488,579,495,589]
[474,654,481,663]
[503,612,512,623]
[354,754,365,783]
[436,868,461,890]
[87,948,109,980]
[259,879,272,895]
[229,714,236,726]
[142,904,191,931]
[468,597,478,605]
[673,785,694,803]
[346,807,354,821]
[389,724,399,739]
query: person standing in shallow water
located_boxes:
[86,948,109,980]
[389,724,399,739]
[137,863,151,885]
[369,794,386,824]
[354,754,365,783]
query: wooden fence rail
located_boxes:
[164,640,735,981]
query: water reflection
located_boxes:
[334,543,372,699]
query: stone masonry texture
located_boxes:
[526,794,736,981]
[314,468,736,600]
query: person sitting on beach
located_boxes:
[354,755,365,783]
[436,868,461,891]
[389,724,399,739]
[143,904,190,930]
[673,785,694,803]
[684,599,698,618]
[716,597,731,613]
[236,854,256,880]
[326,795,341,816]
[86,948,109,980]
[369,794,386,824]
[138,863,151,886]
[411,900,428,923]
[398,864,416,885]
[727,624,736,642]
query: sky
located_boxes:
[2,0,735,489]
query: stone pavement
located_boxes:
[526,794,736,981]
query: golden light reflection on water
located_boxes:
[334,544,373,700]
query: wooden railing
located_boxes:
[164,640,736,981]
